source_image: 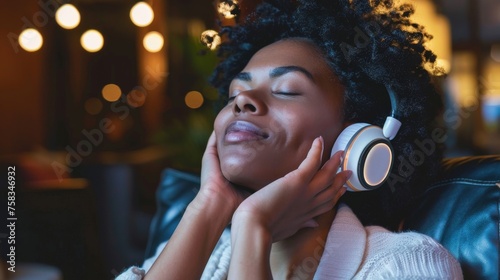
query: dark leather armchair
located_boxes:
[403,156,500,279]
[144,156,500,280]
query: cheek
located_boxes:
[273,112,322,163]
[285,109,343,160]
[286,107,340,139]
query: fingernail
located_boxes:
[345,170,353,179]
[332,150,343,159]
[319,136,324,155]
[306,219,319,228]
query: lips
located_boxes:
[225,121,269,143]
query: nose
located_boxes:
[233,91,267,115]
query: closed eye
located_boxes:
[272,91,301,96]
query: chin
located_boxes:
[218,150,300,191]
[220,163,267,191]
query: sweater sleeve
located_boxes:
[115,229,232,280]
[114,266,146,280]
[355,227,463,279]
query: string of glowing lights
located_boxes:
[19,1,163,53]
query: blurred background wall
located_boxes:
[0,0,499,279]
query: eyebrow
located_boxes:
[270,66,314,81]
[234,72,251,81]
[233,65,315,82]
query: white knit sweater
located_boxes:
[117,204,463,279]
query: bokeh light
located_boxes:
[130,2,154,27]
[81,29,104,52]
[143,31,164,52]
[84,98,103,115]
[19,29,43,52]
[217,0,239,19]
[185,91,204,109]
[55,4,81,29]
[200,30,221,50]
[102,84,122,102]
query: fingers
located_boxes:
[331,170,352,192]
[309,149,345,195]
[201,131,224,184]
[205,131,217,152]
[306,177,350,218]
[302,219,319,229]
[282,137,349,201]
[322,150,343,171]
[306,200,338,219]
[314,172,348,202]
[297,136,324,171]
[311,169,351,209]
[285,136,324,182]
[202,132,217,162]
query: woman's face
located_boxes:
[214,39,345,190]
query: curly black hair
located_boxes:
[209,0,445,230]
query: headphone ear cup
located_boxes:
[332,123,394,192]
[331,123,370,156]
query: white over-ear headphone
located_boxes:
[331,87,401,192]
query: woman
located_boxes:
[118,0,462,279]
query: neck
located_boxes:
[270,208,337,279]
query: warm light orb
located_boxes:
[81,29,104,52]
[200,30,221,50]
[19,28,43,52]
[185,91,204,109]
[143,31,164,52]
[130,2,154,27]
[102,84,122,102]
[55,4,81,29]
[218,0,239,19]
[84,98,103,115]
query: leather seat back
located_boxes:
[403,156,500,280]
[145,156,500,279]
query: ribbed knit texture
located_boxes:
[201,230,231,280]
[116,205,462,279]
[313,204,367,279]
[314,205,462,279]
[354,227,463,279]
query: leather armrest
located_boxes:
[144,168,200,259]
[403,155,500,280]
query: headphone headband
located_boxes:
[383,116,401,140]
[386,86,399,118]
[383,86,401,140]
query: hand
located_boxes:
[191,131,249,215]
[146,132,248,280]
[232,136,351,242]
